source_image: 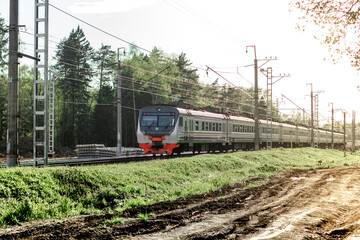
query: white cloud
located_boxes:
[67,0,156,14]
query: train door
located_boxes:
[223,116,230,145]
[184,115,189,141]
[296,126,299,144]
[189,116,194,147]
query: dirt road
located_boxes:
[1,165,360,239]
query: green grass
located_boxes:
[137,212,148,222]
[104,216,125,225]
[0,148,358,227]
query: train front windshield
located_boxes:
[158,116,175,127]
[140,115,175,127]
[141,116,158,127]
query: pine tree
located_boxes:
[93,44,117,146]
[93,85,116,146]
[53,26,94,148]
[173,52,200,104]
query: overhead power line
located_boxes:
[46,2,152,54]
[206,65,253,99]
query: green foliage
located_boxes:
[104,216,125,225]
[0,14,7,72]
[53,26,94,148]
[137,212,148,222]
[291,0,360,68]
[93,85,116,146]
[0,14,8,142]
[18,65,33,138]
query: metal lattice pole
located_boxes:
[33,0,49,166]
[314,94,319,148]
[48,72,55,156]
[266,67,273,149]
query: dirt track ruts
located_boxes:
[1,166,360,239]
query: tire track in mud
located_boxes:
[126,166,360,240]
[2,166,360,239]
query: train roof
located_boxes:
[177,108,227,119]
[141,105,340,133]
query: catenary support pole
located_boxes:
[7,0,19,167]
[246,45,259,151]
[254,57,259,151]
[331,106,334,148]
[132,78,136,146]
[352,110,355,152]
[344,111,346,157]
[116,51,122,156]
[310,85,314,147]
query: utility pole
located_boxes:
[7,0,19,167]
[33,0,49,166]
[117,47,125,156]
[329,102,334,149]
[307,83,314,148]
[246,46,277,151]
[260,68,290,149]
[132,78,137,146]
[254,53,259,151]
[343,111,346,157]
[352,110,356,152]
[314,94,319,147]
[246,45,259,151]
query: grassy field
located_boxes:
[0,148,359,227]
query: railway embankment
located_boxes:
[0,148,359,228]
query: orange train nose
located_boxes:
[139,135,179,154]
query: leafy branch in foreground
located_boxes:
[291,0,360,69]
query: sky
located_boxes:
[0,0,359,124]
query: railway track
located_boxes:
[0,151,202,168]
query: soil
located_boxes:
[1,166,360,239]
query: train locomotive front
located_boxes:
[137,105,180,154]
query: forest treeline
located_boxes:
[0,17,349,154]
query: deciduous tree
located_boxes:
[291,0,360,70]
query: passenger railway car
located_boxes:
[136,105,344,155]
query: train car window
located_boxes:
[216,123,219,131]
[141,116,158,127]
[219,123,222,132]
[202,122,205,131]
[212,123,216,131]
[179,117,183,127]
[185,120,188,131]
[195,121,199,130]
[234,125,238,132]
[158,116,175,127]
[190,120,193,131]
[205,122,209,131]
